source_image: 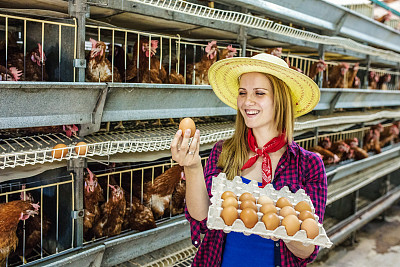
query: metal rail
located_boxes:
[125,0,400,62]
[1,82,400,131]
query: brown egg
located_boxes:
[301,218,320,239]
[222,197,239,209]
[258,195,273,205]
[298,210,315,221]
[282,214,300,236]
[52,144,68,159]
[279,206,296,217]
[240,200,257,211]
[240,208,258,229]
[295,201,312,213]
[239,192,256,203]
[74,142,87,155]
[276,197,292,208]
[260,203,278,215]
[179,118,196,138]
[221,191,236,200]
[262,212,280,230]
[220,206,238,226]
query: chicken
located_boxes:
[308,59,326,81]
[368,71,380,89]
[0,65,22,81]
[308,145,339,165]
[220,45,237,60]
[141,165,184,219]
[324,63,349,88]
[170,177,186,216]
[377,74,391,90]
[108,45,136,83]
[186,40,218,85]
[265,47,282,58]
[346,63,359,88]
[5,43,48,81]
[379,124,399,147]
[124,195,156,232]
[344,137,369,160]
[352,146,369,160]
[86,38,121,82]
[375,11,392,23]
[15,186,51,258]
[132,39,167,84]
[329,140,353,161]
[93,185,126,238]
[83,168,104,239]
[0,200,39,265]
[363,124,383,153]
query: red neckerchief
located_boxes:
[241,129,286,187]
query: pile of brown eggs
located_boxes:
[220,191,320,239]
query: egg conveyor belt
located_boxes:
[0,122,235,169]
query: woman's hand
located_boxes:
[284,240,315,259]
[171,128,201,169]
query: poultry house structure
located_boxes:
[1,0,400,266]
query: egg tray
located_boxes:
[207,173,333,248]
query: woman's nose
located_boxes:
[245,94,256,105]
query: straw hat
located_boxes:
[208,53,320,118]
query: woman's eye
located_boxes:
[238,91,246,95]
[256,92,265,95]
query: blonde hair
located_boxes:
[217,73,295,180]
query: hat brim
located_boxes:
[208,57,320,118]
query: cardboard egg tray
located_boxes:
[207,173,333,248]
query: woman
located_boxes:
[171,53,327,267]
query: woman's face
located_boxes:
[237,72,275,130]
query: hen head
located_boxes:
[320,137,331,149]
[390,124,399,135]
[63,124,79,137]
[85,168,99,193]
[339,63,349,76]
[89,38,106,60]
[205,40,218,59]
[338,142,350,153]
[349,137,359,148]
[19,202,40,220]
[30,43,47,66]
[225,45,237,58]
[266,47,282,58]
[142,40,158,58]
[316,60,326,72]
[109,184,124,203]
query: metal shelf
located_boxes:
[2,82,400,131]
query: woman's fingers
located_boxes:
[171,129,182,156]
[179,129,192,154]
[188,129,200,157]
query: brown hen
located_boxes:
[83,168,104,239]
[141,165,184,219]
[93,185,126,238]
[0,201,39,265]
[186,40,218,85]
[86,38,121,82]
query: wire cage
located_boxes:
[0,13,77,82]
[0,169,74,266]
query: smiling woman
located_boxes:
[170,53,327,267]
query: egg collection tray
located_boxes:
[207,173,333,248]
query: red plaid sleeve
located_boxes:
[184,141,223,247]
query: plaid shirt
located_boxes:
[185,140,327,267]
